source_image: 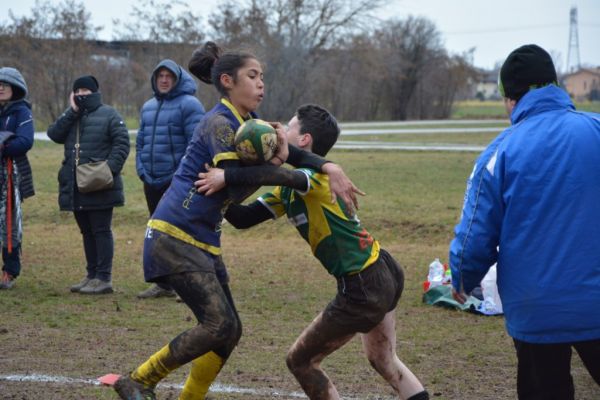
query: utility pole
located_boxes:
[566,6,581,73]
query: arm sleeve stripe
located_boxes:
[213,152,239,166]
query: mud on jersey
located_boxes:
[149,99,254,257]
[258,168,380,277]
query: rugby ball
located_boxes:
[234,119,278,165]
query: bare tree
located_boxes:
[113,0,204,65]
[208,0,383,119]
[0,0,100,122]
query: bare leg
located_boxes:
[286,312,355,400]
[361,310,425,399]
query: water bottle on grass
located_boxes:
[427,258,445,288]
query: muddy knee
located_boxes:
[286,347,306,375]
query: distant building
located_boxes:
[562,68,600,101]
[474,68,501,101]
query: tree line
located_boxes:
[0,0,478,125]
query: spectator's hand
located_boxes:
[452,287,468,304]
[195,163,226,195]
[269,121,288,166]
[322,162,365,215]
[70,92,79,113]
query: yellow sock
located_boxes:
[178,351,225,400]
[131,344,181,387]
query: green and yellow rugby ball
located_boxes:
[234,119,278,165]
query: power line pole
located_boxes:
[566,6,581,73]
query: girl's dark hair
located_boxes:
[188,41,257,97]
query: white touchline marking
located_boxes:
[0,374,386,399]
[0,373,307,398]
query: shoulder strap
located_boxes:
[75,121,81,166]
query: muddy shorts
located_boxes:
[143,229,229,284]
[323,248,405,333]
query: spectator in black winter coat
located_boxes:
[0,67,35,290]
[47,75,130,295]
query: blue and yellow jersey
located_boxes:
[149,99,253,256]
[258,168,380,277]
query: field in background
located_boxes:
[451,99,600,119]
[34,100,600,132]
[1,141,599,399]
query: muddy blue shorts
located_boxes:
[143,229,229,284]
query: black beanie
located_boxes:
[72,75,99,93]
[499,44,557,101]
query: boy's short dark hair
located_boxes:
[295,104,340,157]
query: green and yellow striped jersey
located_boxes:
[258,168,380,277]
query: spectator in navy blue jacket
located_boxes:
[136,59,205,299]
[0,67,34,290]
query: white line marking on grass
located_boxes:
[0,373,307,398]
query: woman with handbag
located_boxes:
[47,75,130,295]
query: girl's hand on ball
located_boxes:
[195,164,226,195]
[270,121,288,165]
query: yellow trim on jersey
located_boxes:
[349,241,381,274]
[147,219,221,255]
[221,98,245,125]
[213,151,240,166]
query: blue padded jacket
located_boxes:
[136,59,205,188]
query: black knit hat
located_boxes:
[72,75,99,93]
[499,44,558,101]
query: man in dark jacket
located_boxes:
[136,59,205,299]
[0,67,35,289]
[47,75,130,295]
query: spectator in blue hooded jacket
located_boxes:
[136,59,205,299]
[450,44,600,399]
[0,67,35,290]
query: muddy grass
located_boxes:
[1,146,599,399]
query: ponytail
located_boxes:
[188,41,258,97]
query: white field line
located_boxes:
[0,373,386,399]
[339,127,502,135]
[35,132,484,152]
[334,142,485,152]
[0,373,307,398]
[340,119,507,128]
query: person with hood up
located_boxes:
[136,59,205,299]
[47,75,130,295]
[0,67,35,290]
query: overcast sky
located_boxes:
[5,0,600,72]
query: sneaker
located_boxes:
[70,277,91,293]
[79,278,113,295]
[137,284,176,299]
[0,271,15,289]
[114,375,156,400]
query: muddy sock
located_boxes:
[407,390,430,400]
[178,351,225,400]
[131,344,181,387]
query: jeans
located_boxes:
[73,208,114,282]
[3,244,21,278]
[143,182,172,291]
[143,182,170,216]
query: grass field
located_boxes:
[1,140,599,399]
[451,100,600,119]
